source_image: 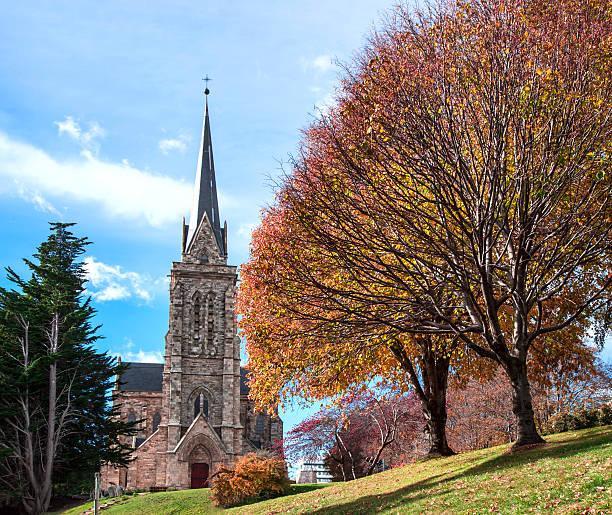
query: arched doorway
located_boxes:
[188,443,212,488]
[191,462,209,488]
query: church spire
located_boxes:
[185,88,225,254]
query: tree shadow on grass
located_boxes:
[304,427,611,515]
[229,483,330,509]
[288,484,331,496]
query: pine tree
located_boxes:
[0,223,135,514]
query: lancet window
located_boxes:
[152,412,161,433]
[193,393,209,419]
[193,293,202,344]
[255,414,264,435]
[206,293,215,347]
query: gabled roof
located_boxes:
[117,362,250,396]
[118,362,163,392]
[185,94,225,254]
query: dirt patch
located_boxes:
[504,442,547,455]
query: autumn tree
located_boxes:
[284,389,422,481]
[240,196,469,455]
[446,352,611,452]
[241,0,611,451]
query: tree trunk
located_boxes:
[390,338,455,457]
[422,399,455,456]
[505,359,545,449]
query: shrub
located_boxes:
[572,408,599,430]
[210,452,290,508]
[598,405,612,426]
[544,405,612,435]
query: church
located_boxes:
[101,91,283,490]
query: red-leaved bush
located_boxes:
[210,453,290,507]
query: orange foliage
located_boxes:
[239,0,612,451]
[210,453,290,508]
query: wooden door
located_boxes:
[191,462,209,489]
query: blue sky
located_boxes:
[1,0,610,454]
[0,0,393,442]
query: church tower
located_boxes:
[100,90,282,492]
[161,90,243,487]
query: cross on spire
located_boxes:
[202,75,212,95]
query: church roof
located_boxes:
[118,362,164,392]
[117,362,251,395]
[185,93,225,254]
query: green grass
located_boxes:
[56,426,611,514]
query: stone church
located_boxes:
[101,92,283,490]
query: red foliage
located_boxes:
[446,358,612,451]
[284,388,424,480]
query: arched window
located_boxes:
[152,412,161,433]
[206,294,215,345]
[255,414,264,435]
[193,394,209,419]
[127,411,136,424]
[193,293,201,342]
[201,254,209,264]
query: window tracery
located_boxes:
[193,393,209,419]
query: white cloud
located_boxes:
[237,222,256,239]
[111,343,164,364]
[0,130,238,227]
[54,116,105,152]
[302,54,334,74]
[158,131,191,155]
[84,256,166,303]
[55,116,81,140]
[159,137,187,154]
[15,181,61,216]
[122,349,164,363]
[314,92,337,113]
[312,54,334,73]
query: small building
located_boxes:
[295,459,333,484]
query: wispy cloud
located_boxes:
[84,256,167,303]
[111,338,163,364]
[0,130,238,227]
[314,92,337,113]
[158,132,190,154]
[15,181,61,216]
[302,54,335,74]
[54,116,105,153]
[237,222,256,239]
[122,349,164,363]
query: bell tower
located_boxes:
[161,89,243,484]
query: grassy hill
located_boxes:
[56,426,611,514]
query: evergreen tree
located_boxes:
[0,223,135,514]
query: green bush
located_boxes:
[210,452,290,508]
[544,405,612,435]
[598,405,612,425]
[573,408,599,430]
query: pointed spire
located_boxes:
[185,90,225,254]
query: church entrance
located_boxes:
[190,463,209,488]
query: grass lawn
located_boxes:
[55,426,611,514]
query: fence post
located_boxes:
[94,472,100,515]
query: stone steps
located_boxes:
[78,492,149,514]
